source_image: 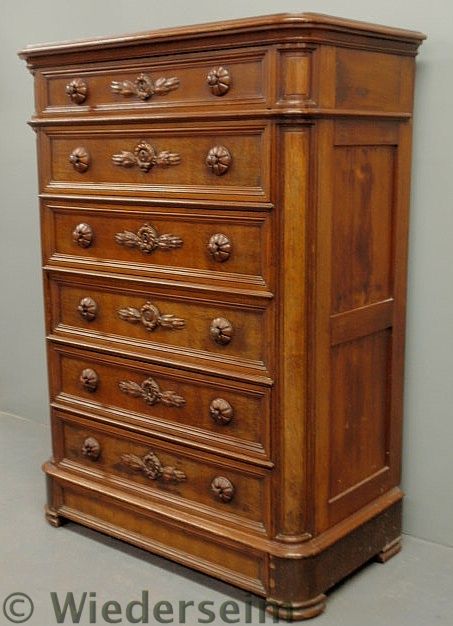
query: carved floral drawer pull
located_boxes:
[211,476,235,502]
[78,297,97,321]
[80,368,99,392]
[66,78,88,104]
[206,145,232,176]
[119,376,186,408]
[207,66,231,96]
[69,147,90,173]
[115,223,183,254]
[208,233,231,262]
[111,73,179,101]
[118,301,185,332]
[121,450,186,483]
[72,223,94,248]
[81,437,101,460]
[210,398,234,425]
[210,317,233,345]
[112,140,181,172]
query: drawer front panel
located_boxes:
[38,48,269,115]
[50,344,271,461]
[56,414,269,529]
[40,123,270,200]
[61,487,267,595]
[50,276,270,369]
[44,201,271,288]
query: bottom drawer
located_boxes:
[53,410,269,533]
[55,482,267,596]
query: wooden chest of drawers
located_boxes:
[20,13,424,620]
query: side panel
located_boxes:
[314,118,412,531]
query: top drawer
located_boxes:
[35,48,270,116]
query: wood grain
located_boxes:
[20,13,424,620]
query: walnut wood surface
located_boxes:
[48,342,271,463]
[42,199,271,288]
[37,49,267,116]
[20,13,424,620]
[49,272,270,368]
[54,412,269,531]
[40,122,270,201]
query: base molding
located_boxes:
[45,505,66,528]
[266,594,327,620]
[45,463,403,621]
[376,536,402,563]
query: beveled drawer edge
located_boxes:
[53,325,270,379]
[38,44,270,77]
[52,397,273,467]
[44,253,270,290]
[50,338,271,392]
[44,264,274,301]
[44,181,269,202]
[45,199,272,220]
[39,191,275,211]
[48,334,274,387]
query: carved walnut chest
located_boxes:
[20,13,424,619]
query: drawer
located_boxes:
[53,412,270,532]
[39,122,271,201]
[59,484,268,595]
[36,48,269,115]
[42,200,272,289]
[48,273,272,374]
[49,344,271,463]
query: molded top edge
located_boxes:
[18,12,426,59]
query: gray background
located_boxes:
[0,0,451,548]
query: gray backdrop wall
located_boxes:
[1,0,452,547]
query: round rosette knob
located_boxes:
[210,317,233,345]
[211,476,235,502]
[207,66,231,96]
[206,145,232,176]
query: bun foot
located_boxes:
[266,594,327,621]
[45,506,66,528]
[376,536,402,563]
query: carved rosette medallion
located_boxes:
[79,368,99,392]
[112,140,181,172]
[78,297,98,321]
[210,317,233,345]
[120,451,186,483]
[206,145,232,176]
[66,78,88,104]
[81,437,101,460]
[72,223,94,248]
[119,376,186,408]
[209,398,234,425]
[118,301,185,332]
[69,147,90,173]
[211,476,235,502]
[111,73,180,100]
[208,233,231,262]
[207,66,231,96]
[115,223,183,254]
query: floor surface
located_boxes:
[1,411,452,625]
